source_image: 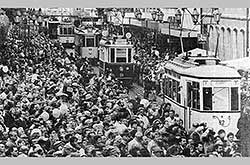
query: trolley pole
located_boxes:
[247,8,249,57]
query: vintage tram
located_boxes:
[58,17,75,56]
[47,17,60,40]
[74,23,101,65]
[98,32,135,86]
[160,48,241,135]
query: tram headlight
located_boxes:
[120,73,124,77]
[119,66,124,72]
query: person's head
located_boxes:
[151,146,164,157]
[135,131,143,141]
[166,103,171,110]
[196,142,204,152]
[9,131,18,141]
[169,110,175,118]
[227,132,234,142]
[0,143,5,153]
[11,147,19,157]
[218,129,226,139]
[215,143,224,154]
[180,137,187,147]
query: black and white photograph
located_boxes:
[0,7,249,158]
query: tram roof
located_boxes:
[74,27,100,35]
[182,65,242,79]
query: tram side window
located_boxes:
[192,82,200,109]
[81,36,85,47]
[63,27,67,35]
[187,82,192,107]
[128,48,132,63]
[86,38,95,47]
[68,27,73,34]
[177,81,181,103]
[231,87,239,111]
[60,27,63,35]
[111,48,115,62]
[95,35,100,47]
[203,87,212,110]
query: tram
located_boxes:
[58,17,75,56]
[160,48,241,135]
[74,23,101,65]
[98,32,135,86]
[47,17,60,40]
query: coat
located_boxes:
[237,113,250,141]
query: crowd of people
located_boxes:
[0,22,244,157]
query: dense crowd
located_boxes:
[0,23,243,157]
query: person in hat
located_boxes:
[127,131,144,154]
[237,102,250,157]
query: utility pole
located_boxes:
[247,8,249,57]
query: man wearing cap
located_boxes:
[237,102,250,157]
[127,131,144,154]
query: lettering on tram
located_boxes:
[161,48,241,134]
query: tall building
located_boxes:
[203,8,249,61]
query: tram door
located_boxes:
[185,81,192,128]
[213,87,229,111]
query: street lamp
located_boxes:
[134,8,142,20]
[212,8,222,24]
[157,10,164,23]
[151,10,157,21]
[191,8,199,25]
[121,8,126,19]
[175,8,182,25]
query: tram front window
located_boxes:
[203,87,212,110]
[116,48,127,63]
[231,87,239,111]
[213,87,229,111]
[86,38,95,47]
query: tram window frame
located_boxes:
[110,48,115,63]
[86,37,95,47]
[203,87,212,110]
[68,27,73,34]
[192,82,200,110]
[63,27,67,35]
[116,48,127,63]
[231,87,239,111]
[60,27,63,35]
[81,35,86,47]
[128,48,132,63]
[187,82,192,107]
[177,81,181,103]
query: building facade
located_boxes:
[203,8,249,61]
